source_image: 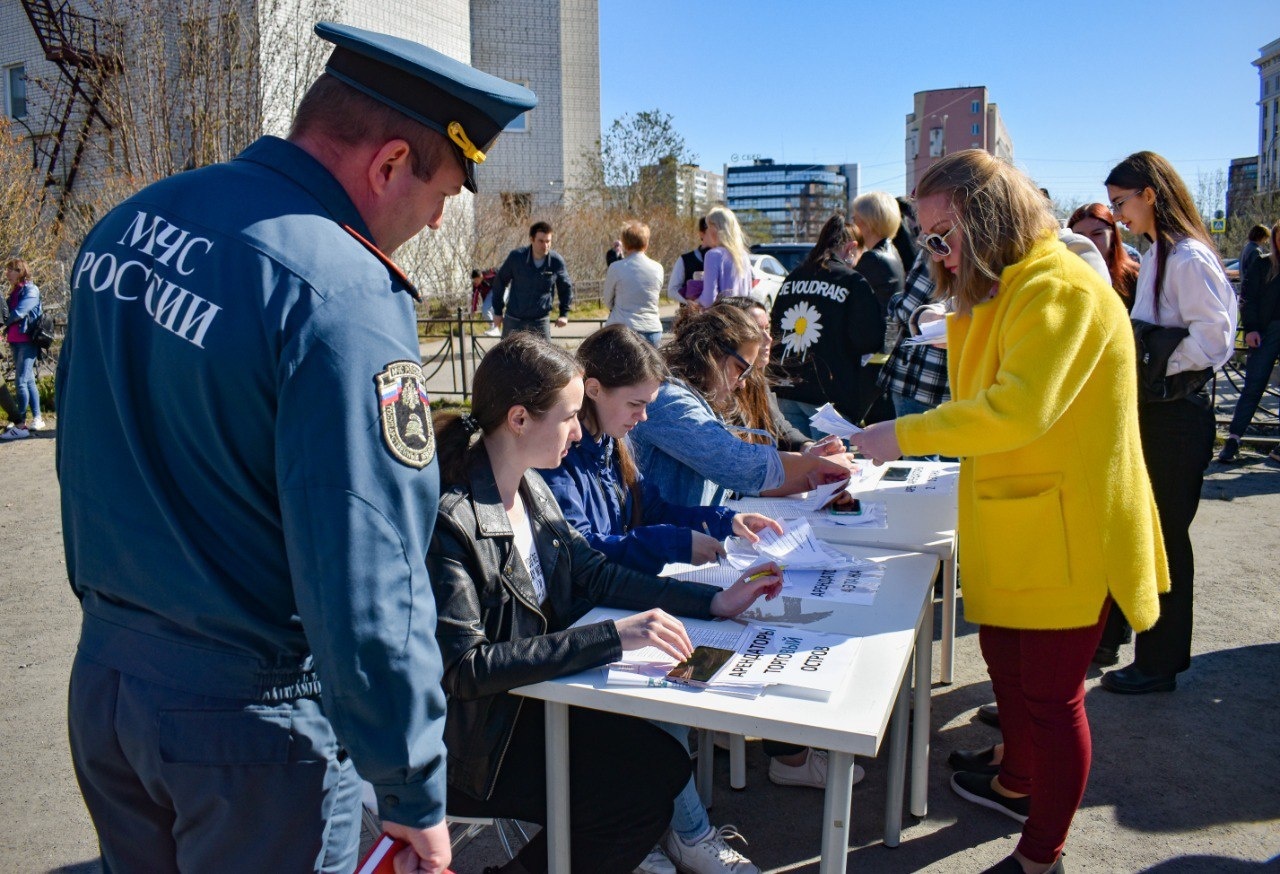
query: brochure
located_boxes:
[808,402,863,438]
[780,566,884,606]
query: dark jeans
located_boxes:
[1124,397,1214,675]
[1227,320,1280,437]
[981,602,1109,865]
[447,701,689,874]
[69,653,362,873]
[501,314,552,339]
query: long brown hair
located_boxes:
[433,333,581,487]
[797,214,855,274]
[664,304,761,417]
[714,298,775,445]
[576,325,669,528]
[915,150,1059,314]
[1105,151,1216,312]
[1067,202,1140,303]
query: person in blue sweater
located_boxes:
[542,324,781,576]
[540,324,780,874]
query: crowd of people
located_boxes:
[19,18,1277,874]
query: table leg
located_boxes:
[729,733,747,789]
[544,702,571,873]
[883,672,909,848]
[696,728,714,808]
[940,548,958,684]
[911,595,934,818]
[819,750,855,873]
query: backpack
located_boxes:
[26,310,54,351]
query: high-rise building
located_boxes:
[725,160,860,243]
[637,161,724,215]
[904,87,1013,195]
[1227,156,1259,219]
[1254,36,1280,196]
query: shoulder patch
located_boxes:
[375,361,436,469]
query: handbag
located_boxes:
[26,310,54,351]
[1131,320,1212,404]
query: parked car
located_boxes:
[1223,258,1240,283]
[750,242,814,273]
[749,253,787,310]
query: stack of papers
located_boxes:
[780,565,884,605]
[808,403,862,438]
[725,478,848,518]
[725,519,860,570]
[604,617,862,700]
[903,318,947,346]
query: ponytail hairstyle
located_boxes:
[798,213,855,274]
[915,149,1058,314]
[1105,151,1216,313]
[704,206,751,280]
[1067,202,1140,303]
[576,325,669,528]
[434,332,582,487]
[713,297,776,445]
[664,304,761,416]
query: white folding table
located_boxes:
[511,546,938,874]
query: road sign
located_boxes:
[1210,218,1226,234]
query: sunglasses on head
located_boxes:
[717,341,754,384]
[918,225,958,258]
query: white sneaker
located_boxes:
[634,844,677,874]
[483,326,501,337]
[767,749,865,789]
[664,825,758,874]
[29,417,46,431]
[1,425,30,441]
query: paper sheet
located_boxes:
[781,566,884,605]
[808,402,863,438]
[903,318,947,345]
[723,478,849,519]
[725,518,861,570]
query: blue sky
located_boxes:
[599,1,1277,209]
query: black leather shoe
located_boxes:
[950,770,1029,823]
[948,744,1000,775]
[1100,664,1176,694]
[976,702,1000,728]
[1091,645,1119,667]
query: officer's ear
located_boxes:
[366,139,414,197]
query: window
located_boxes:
[929,127,945,158]
[971,100,980,113]
[971,123,981,135]
[5,64,26,119]
[504,80,530,132]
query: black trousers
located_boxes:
[448,701,690,874]
[1120,397,1214,675]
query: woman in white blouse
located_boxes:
[1100,151,1237,694]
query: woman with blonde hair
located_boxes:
[852,150,1168,874]
[851,191,905,314]
[689,206,752,309]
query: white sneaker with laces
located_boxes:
[634,844,677,874]
[29,417,46,431]
[483,326,501,337]
[1,424,30,441]
[767,749,864,789]
[664,824,758,874]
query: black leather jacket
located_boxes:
[427,447,720,801]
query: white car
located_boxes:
[749,253,787,310]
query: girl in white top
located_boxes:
[1099,150,1237,693]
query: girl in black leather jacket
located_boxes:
[427,333,781,874]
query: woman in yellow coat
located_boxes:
[853,150,1168,874]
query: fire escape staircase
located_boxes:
[19,0,121,221]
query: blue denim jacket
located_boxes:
[540,431,737,574]
[628,378,784,508]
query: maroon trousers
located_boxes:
[979,601,1110,864]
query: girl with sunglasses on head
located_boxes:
[852,150,1168,874]
[1097,151,1236,693]
[628,305,851,509]
[540,324,781,874]
[427,333,782,874]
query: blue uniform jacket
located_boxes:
[539,431,737,575]
[628,378,785,508]
[56,136,448,827]
[491,245,573,320]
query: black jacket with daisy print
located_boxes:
[769,256,886,421]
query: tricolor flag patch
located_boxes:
[375,361,435,469]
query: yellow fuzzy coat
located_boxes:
[896,235,1170,631]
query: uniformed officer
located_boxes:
[55,23,535,874]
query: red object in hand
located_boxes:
[354,831,457,874]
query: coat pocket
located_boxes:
[975,478,1071,592]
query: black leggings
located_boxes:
[447,701,690,874]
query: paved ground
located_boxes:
[2,407,1278,872]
